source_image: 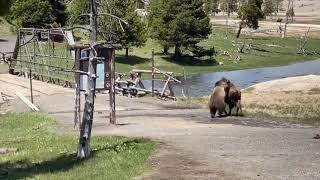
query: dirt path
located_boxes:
[211,18,320,37]
[2,74,320,179]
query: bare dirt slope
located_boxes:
[282,0,320,16]
[1,74,320,179]
[246,74,320,92]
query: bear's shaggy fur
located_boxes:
[208,86,227,118]
[227,86,242,116]
[213,77,242,116]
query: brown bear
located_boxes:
[209,86,227,118]
[214,78,242,116]
[227,86,242,116]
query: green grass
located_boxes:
[0,113,155,179]
[0,63,8,73]
[115,27,320,76]
[0,18,14,36]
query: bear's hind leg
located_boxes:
[210,107,217,118]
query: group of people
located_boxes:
[209,78,242,118]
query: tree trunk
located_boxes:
[283,0,291,38]
[77,48,97,159]
[125,48,129,58]
[174,45,181,61]
[78,0,97,160]
[236,23,243,39]
[163,45,169,55]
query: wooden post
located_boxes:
[183,68,189,99]
[109,49,116,124]
[74,49,81,128]
[78,0,98,159]
[151,49,155,97]
[160,77,170,97]
[29,69,34,103]
[47,30,51,82]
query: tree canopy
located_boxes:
[0,0,12,16]
[7,0,67,28]
[148,0,212,59]
[68,0,146,57]
[263,0,276,16]
[236,0,264,38]
[101,0,147,57]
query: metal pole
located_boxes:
[151,49,155,97]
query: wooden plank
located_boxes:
[161,77,171,97]
[132,69,173,75]
[16,92,40,111]
[154,67,181,83]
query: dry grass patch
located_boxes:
[243,90,320,125]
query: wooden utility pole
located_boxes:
[78,0,98,159]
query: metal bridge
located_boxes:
[9,28,75,87]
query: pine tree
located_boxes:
[148,0,211,60]
[0,0,12,16]
[102,0,147,58]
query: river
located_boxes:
[143,59,320,97]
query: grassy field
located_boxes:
[0,113,155,179]
[115,27,320,76]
